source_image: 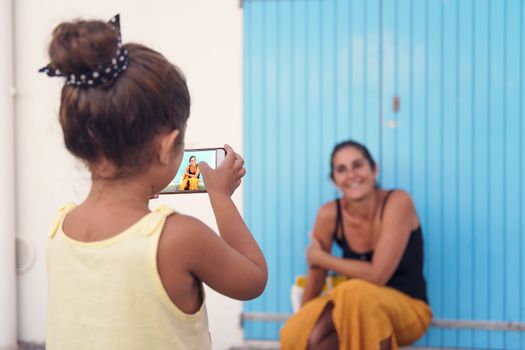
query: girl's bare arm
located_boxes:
[170,145,267,300]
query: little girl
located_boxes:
[40,15,267,350]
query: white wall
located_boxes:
[14,1,244,349]
[0,0,17,348]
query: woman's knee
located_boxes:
[335,279,382,308]
[341,279,378,295]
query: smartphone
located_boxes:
[159,147,226,194]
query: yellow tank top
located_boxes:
[46,204,211,350]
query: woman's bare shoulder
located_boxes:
[386,189,415,209]
[383,189,419,227]
[312,200,338,242]
[317,200,338,222]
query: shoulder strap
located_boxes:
[380,190,396,221]
[335,199,344,241]
[48,203,77,239]
[142,205,176,236]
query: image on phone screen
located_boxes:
[159,148,225,194]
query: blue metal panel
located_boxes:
[243,1,525,348]
[262,1,280,339]
[441,1,460,347]
[243,0,265,338]
[335,0,352,143]
[364,0,381,172]
[457,0,475,347]
[350,0,366,143]
[380,0,396,188]
[410,0,431,345]
[521,4,525,349]
[425,0,445,345]
[320,0,337,203]
[288,0,309,291]
[395,0,413,193]
[488,1,506,348]
[472,1,491,347]
[504,2,522,348]
[275,0,294,342]
[304,0,323,239]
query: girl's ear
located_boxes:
[373,164,379,179]
[158,129,180,165]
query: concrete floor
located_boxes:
[18,343,44,350]
[228,340,463,350]
[19,340,464,350]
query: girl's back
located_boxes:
[48,205,211,350]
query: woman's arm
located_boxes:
[186,166,199,178]
[307,191,415,285]
[301,266,327,306]
[301,203,336,305]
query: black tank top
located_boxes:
[333,191,428,303]
[188,166,199,177]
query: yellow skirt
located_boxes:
[281,279,432,350]
[179,177,199,191]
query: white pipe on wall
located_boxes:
[0,0,17,348]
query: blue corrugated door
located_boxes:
[243,1,525,348]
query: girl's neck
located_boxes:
[85,176,152,212]
[342,189,380,221]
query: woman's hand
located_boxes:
[199,144,246,197]
[306,237,326,267]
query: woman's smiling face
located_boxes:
[331,146,377,200]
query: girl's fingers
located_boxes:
[233,157,244,171]
[224,144,235,159]
[237,167,247,179]
[199,161,211,173]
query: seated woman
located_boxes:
[281,140,432,350]
[179,156,200,191]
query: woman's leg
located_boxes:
[280,296,331,350]
[380,336,392,350]
[307,301,338,350]
[179,178,189,190]
[189,178,199,190]
[329,279,432,349]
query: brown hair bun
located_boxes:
[49,20,120,75]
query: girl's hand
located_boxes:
[306,237,325,267]
[199,144,246,197]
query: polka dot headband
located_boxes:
[38,14,129,88]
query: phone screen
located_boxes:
[159,148,225,194]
